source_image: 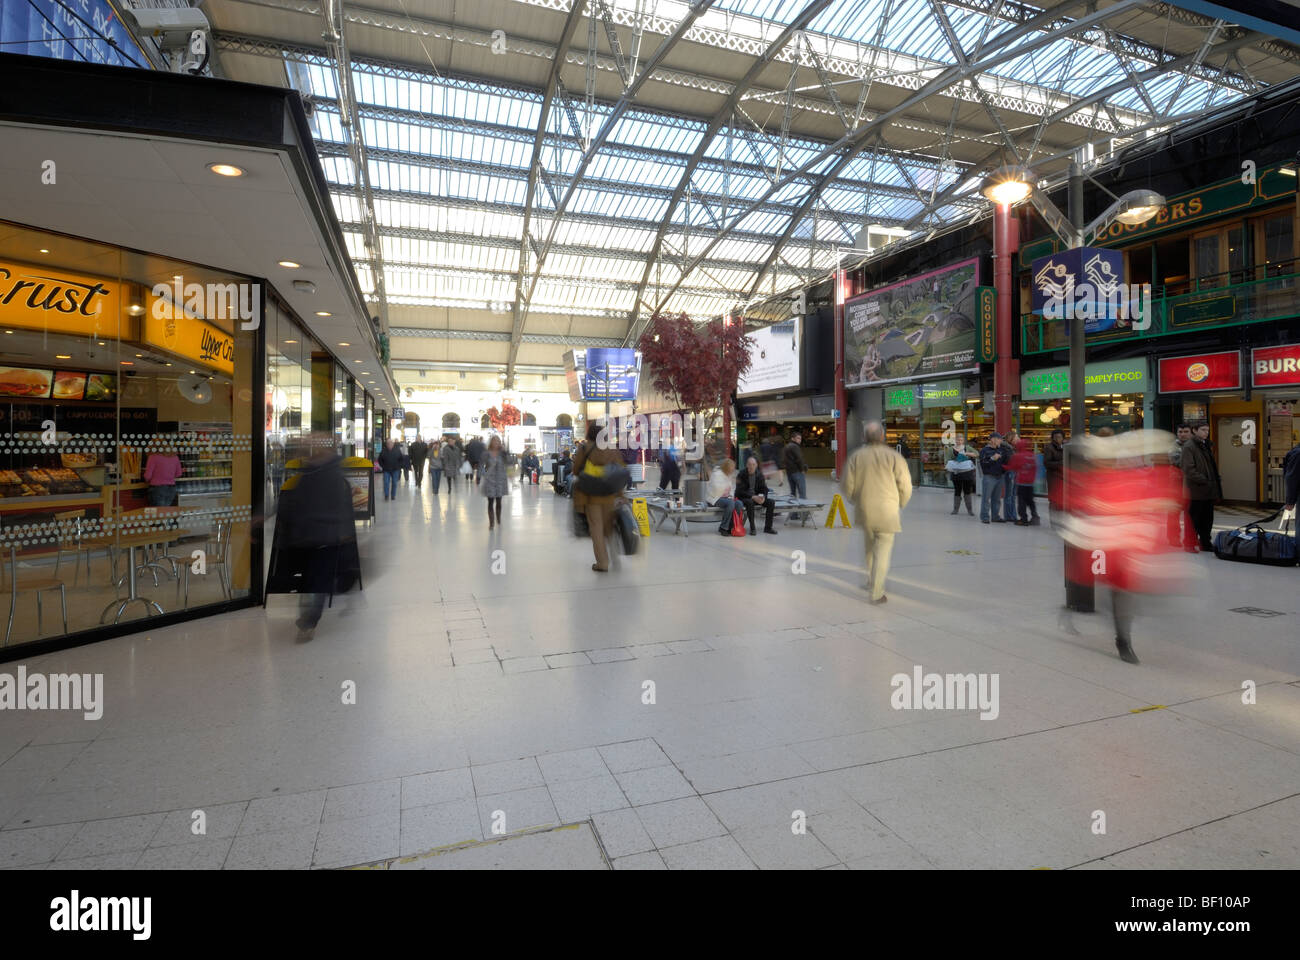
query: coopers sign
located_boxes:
[1252,344,1300,387]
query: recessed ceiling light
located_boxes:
[317,311,332,317]
[165,363,172,366]
[39,248,49,254]
[173,275,183,281]
[55,354,71,359]
[3,330,11,335]
[207,162,244,178]
[127,304,143,315]
[120,360,134,366]
[97,341,106,346]
[135,353,143,358]
[279,260,301,269]
[337,341,349,346]
[189,370,196,374]
[362,372,370,375]
[284,339,298,344]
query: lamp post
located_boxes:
[980,165,1165,612]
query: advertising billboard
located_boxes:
[563,348,642,401]
[737,319,801,396]
[844,258,980,389]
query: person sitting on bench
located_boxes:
[707,458,738,536]
[735,456,776,535]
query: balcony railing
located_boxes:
[1021,261,1300,354]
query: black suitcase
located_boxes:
[1213,511,1297,566]
[614,502,639,555]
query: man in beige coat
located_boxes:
[843,421,913,604]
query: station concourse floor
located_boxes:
[2,472,1297,870]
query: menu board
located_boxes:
[85,373,117,402]
[52,370,87,400]
[0,366,53,399]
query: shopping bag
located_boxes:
[731,506,746,537]
[460,461,472,477]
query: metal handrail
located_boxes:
[1020,265,1300,354]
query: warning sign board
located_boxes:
[825,493,851,528]
[631,498,651,537]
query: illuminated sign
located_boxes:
[143,292,235,376]
[976,287,995,363]
[1021,359,1147,399]
[1158,351,1241,393]
[0,261,123,338]
[1252,343,1300,388]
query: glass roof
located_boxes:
[275,0,1262,326]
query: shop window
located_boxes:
[0,221,257,650]
[556,413,572,428]
[1256,212,1296,287]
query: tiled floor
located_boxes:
[1,473,1297,869]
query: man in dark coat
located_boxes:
[735,456,776,535]
[408,437,429,488]
[1181,422,1222,551]
[465,435,486,486]
[377,439,402,501]
[277,441,357,640]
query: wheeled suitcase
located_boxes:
[1212,510,1297,566]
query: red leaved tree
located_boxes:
[486,402,521,432]
[637,312,752,440]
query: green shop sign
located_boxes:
[920,379,963,407]
[885,385,918,411]
[1021,359,1147,399]
[1022,164,1296,256]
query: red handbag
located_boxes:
[731,506,746,537]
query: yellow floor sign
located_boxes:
[825,494,851,528]
[631,497,651,537]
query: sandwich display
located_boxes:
[52,370,87,400]
[0,366,53,399]
[84,372,117,402]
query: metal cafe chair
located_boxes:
[180,516,233,607]
[53,510,116,587]
[3,543,69,646]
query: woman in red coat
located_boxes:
[1059,432,1187,664]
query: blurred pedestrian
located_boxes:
[843,421,912,604]
[428,440,444,495]
[572,423,623,571]
[409,436,429,488]
[482,435,509,529]
[438,438,460,493]
[377,439,402,501]
[276,436,357,641]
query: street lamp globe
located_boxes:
[981,165,1033,205]
[1112,189,1166,226]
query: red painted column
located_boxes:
[833,268,847,478]
[992,204,1019,434]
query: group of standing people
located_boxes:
[972,429,1046,526]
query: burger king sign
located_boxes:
[1157,350,1241,393]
